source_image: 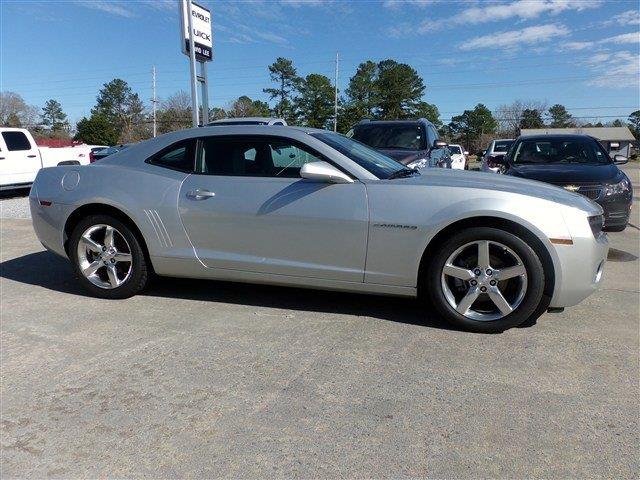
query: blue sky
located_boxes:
[1,0,639,126]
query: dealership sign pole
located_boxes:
[179,0,212,127]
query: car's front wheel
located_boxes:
[69,214,149,299]
[426,227,545,333]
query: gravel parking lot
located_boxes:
[1,166,638,478]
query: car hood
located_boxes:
[390,168,597,210]
[376,148,423,165]
[505,163,620,184]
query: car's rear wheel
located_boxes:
[426,227,545,333]
[69,214,148,299]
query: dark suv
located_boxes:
[492,134,632,231]
[349,119,451,169]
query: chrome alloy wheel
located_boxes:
[441,240,528,321]
[76,224,133,289]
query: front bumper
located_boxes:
[598,194,632,230]
[549,230,608,308]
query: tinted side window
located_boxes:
[199,136,324,178]
[2,132,32,151]
[148,139,195,172]
[427,126,439,148]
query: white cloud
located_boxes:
[280,0,329,6]
[562,31,640,51]
[383,0,436,8]
[562,41,594,50]
[75,0,135,18]
[139,0,174,10]
[455,0,602,25]
[600,32,640,45]
[403,0,601,37]
[252,31,289,45]
[586,50,640,88]
[604,9,640,27]
[460,24,570,51]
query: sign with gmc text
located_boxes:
[180,0,212,61]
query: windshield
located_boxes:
[512,138,611,165]
[493,140,513,152]
[448,145,462,155]
[311,132,409,179]
[352,124,426,151]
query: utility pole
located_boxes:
[334,52,339,132]
[186,0,199,127]
[152,65,157,137]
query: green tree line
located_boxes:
[2,56,638,148]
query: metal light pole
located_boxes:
[186,0,199,127]
[152,65,157,137]
[334,52,339,132]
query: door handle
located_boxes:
[27,154,37,158]
[186,189,216,200]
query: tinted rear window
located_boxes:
[448,145,462,154]
[2,132,32,151]
[493,141,513,152]
[352,124,426,151]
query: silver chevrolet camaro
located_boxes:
[30,126,608,332]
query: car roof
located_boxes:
[356,118,437,128]
[207,117,285,124]
[517,134,598,141]
[193,125,322,135]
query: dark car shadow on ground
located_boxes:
[0,251,466,332]
[0,188,30,199]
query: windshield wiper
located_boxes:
[388,168,419,179]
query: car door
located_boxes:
[178,135,369,282]
[0,130,41,186]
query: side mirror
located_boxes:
[433,140,447,149]
[613,154,628,165]
[464,151,469,156]
[300,161,354,184]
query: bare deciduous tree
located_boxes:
[0,91,39,127]
[495,99,548,136]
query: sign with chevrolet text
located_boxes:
[180,1,212,61]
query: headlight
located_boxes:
[603,177,631,196]
[407,158,429,169]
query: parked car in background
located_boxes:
[349,119,451,170]
[447,144,468,170]
[492,134,632,231]
[90,144,131,163]
[31,125,608,333]
[0,128,93,190]
[206,117,287,126]
[481,139,514,173]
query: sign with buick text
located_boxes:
[180,1,212,61]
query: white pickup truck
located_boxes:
[0,127,104,191]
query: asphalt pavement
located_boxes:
[1,165,638,478]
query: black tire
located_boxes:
[69,214,149,299]
[425,227,546,333]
